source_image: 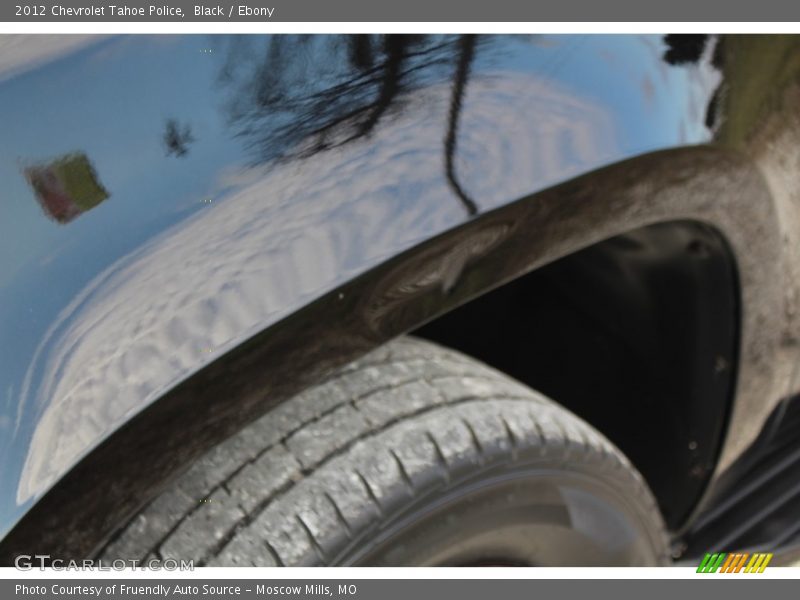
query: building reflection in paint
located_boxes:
[24,153,109,224]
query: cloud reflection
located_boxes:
[17,72,618,502]
[0,35,106,84]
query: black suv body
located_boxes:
[1,34,799,565]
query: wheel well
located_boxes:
[414,220,740,530]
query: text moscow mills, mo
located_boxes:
[17,584,359,597]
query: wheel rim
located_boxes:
[339,467,665,567]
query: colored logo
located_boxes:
[697,552,773,573]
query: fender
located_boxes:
[0,34,798,560]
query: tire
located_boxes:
[98,337,670,566]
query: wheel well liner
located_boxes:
[416,220,739,529]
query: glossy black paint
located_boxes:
[0,34,798,561]
[0,144,778,562]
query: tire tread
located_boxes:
[98,337,669,566]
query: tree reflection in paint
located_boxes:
[163,118,196,158]
[215,34,483,215]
